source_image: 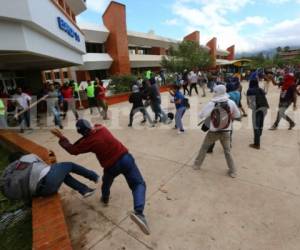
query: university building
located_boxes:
[0,0,87,95]
[0,1,236,94]
[43,1,236,85]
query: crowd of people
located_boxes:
[0,66,300,236]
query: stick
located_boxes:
[14,95,49,119]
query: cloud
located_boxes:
[171,0,300,52]
[164,19,179,26]
[86,0,111,12]
[238,16,269,27]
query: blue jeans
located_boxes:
[175,107,186,131]
[51,106,62,127]
[38,162,99,196]
[0,115,7,128]
[101,153,146,214]
[151,99,167,123]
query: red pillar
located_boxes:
[226,45,235,61]
[102,2,131,75]
[206,37,217,68]
[183,31,200,44]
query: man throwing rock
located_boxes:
[51,119,150,235]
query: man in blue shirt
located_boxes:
[171,85,186,134]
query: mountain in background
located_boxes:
[236,46,300,59]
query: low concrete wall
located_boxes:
[0,131,72,250]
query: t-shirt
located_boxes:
[0,99,5,115]
[61,87,74,99]
[86,84,95,98]
[280,84,296,104]
[174,91,185,109]
[96,86,106,100]
[13,93,31,109]
[228,91,241,106]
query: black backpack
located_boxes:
[210,101,231,130]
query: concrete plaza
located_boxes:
[25,82,300,250]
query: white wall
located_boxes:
[0,0,86,65]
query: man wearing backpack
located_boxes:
[194,85,241,178]
[0,153,99,201]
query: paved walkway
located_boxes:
[25,82,300,250]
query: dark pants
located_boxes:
[189,83,198,96]
[273,102,295,127]
[183,84,189,96]
[253,110,266,146]
[101,153,146,214]
[129,106,152,125]
[37,162,99,196]
[18,110,30,129]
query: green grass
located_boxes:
[0,146,32,250]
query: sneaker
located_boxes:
[83,189,95,198]
[128,124,132,127]
[100,196,109,206]
[59,125,64,129]
[228,171,237,178]
[177,130,185,135]
[130,212,150,235]
[249,144,260,150]
[289,122,296,130]
[140,119,146,124]
[193,161,201,170]
[269,125,277,131]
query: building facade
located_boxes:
[0,0,87,95]
[43,1,236,85]
[278,48,300,61]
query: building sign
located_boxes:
[57,17,80,42]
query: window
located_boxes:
[63,71,68,79]
[54,72,60,79]
[85,43,105,53]
[45,72,52,80]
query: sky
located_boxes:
[78,0,300,53]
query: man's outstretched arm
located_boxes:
[51,129,90,155]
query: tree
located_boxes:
[161,40,213,72]
[284,46,290,52]
[276,47,282,53]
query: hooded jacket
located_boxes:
[199,85,241,132]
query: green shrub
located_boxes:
[108,75,137,94]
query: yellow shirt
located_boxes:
[0,99,5,116]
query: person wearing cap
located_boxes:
[0,97,7,128]
[128,84,153,127]
[194,85,241,178]
[50,120,150,235]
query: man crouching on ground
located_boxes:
[51,119,150,235]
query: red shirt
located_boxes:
[61,87,73,99]
[59,125,128,169]
[96,86,106,100]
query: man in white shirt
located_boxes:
[13,87,32,133]
[188,71,199,96]
[194,85,241,178]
